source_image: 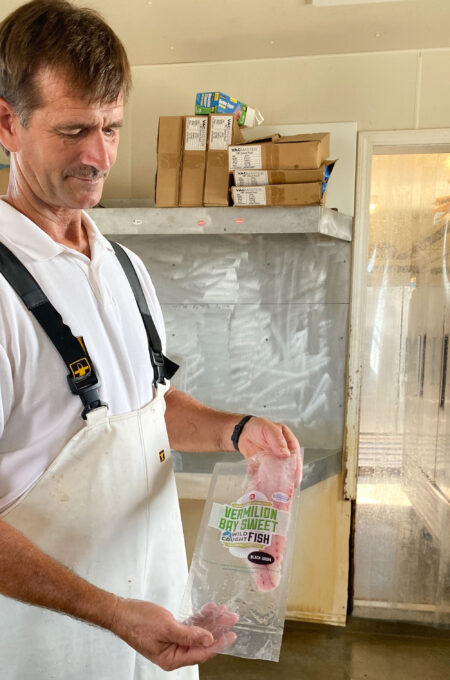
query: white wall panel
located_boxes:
[418,50,450,129]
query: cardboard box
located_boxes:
[203,115,244,207]
[0,166,10,194]
[233,161,336,186]
[179,116,208,207]
[229,133,330,171]
[155,117,183,207]
[231,182,324,207]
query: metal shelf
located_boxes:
[87,205,353,241]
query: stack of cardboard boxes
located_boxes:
[230,133,334,207]
[155,114,243,208]
[155,119,334,208]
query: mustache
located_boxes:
[65,166,108,180]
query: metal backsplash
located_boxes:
[107,233,350,462]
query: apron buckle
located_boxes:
[67,376,109,419]
[150,349,166,386]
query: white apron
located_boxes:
[0,387,198,680]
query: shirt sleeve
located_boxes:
[0,343,14,438]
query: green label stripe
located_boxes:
[208,502,289,537]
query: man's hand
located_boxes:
[109,598,237,671]
[183,602,239,642]
[163,387,302,485]
[237,417,302,487]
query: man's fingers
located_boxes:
[281,425,303,487]
[173,621,214,648]
[192,631,237,659]
[215,611,239,626]
[279,424,303,486]
[209,620,238,640]
[169,631,237,670]
[211,630,237,651]
[281,424,300,452]
[207,610,240,639]
[238,417,302,488]
[184,603,239,639]
[262,424,291,458]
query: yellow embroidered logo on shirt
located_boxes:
[69,358,91,380]
[159,450,166,463]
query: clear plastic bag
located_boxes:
[179,450,303,662]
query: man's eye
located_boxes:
[60,129,83,138]
[103,128,117,138]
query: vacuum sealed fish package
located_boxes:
[179,449,303,662]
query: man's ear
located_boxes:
[0,98,21,154]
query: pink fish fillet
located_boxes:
[246,452,302,592]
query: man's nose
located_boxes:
[79,131,112,171]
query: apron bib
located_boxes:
[0,387,198,680]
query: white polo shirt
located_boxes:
[0,199,168,511]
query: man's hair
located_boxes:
[0,0,131,126]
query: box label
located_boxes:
[234,170,268,186]
[209,116,233,150]
[233,186,266,206]
[184,117,208,151]
[229,145,262,170]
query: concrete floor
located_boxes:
[200,617,450,680]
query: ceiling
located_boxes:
[1,0,450,66]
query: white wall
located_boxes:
[103,47,450,200]
[1,48,448,201]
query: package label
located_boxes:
[209,116,233,150]
[195,91,216,112]
[196,92,248,126]
[184,117,208,151]
[233,186,267,206]
[234,170,269,186]
[208,491,289,554]
[229,145,262,170]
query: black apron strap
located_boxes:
[108,240,179,386]
[0,241,107,419]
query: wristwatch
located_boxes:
[231,415,253,452]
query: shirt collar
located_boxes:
[0,198,113,263]
[83,210,115,263]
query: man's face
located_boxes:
[11,68,123,210]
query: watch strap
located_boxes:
[231,415,253,452]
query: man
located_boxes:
[0,2,301,678]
